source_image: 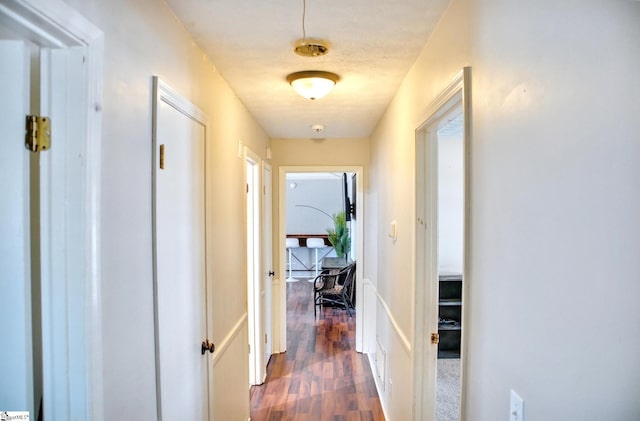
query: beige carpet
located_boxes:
[436,358,461,421]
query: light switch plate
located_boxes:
[510,389,524,421]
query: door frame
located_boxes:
[275,165,365,353]
[0,0,104,419]
[413,67,471,420]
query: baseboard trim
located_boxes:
[212,312,248,366]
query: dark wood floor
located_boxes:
[250,279,385,421]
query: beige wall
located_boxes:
[63,0,269,418]
[269,137,369,351]
[270,137,369,265]
[270,137,369,166]
[369,0,640,420]
[367,0,471,417]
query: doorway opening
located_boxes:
[413,68,471,421]
[0,2,103,419]
[434,109,464,421]
[285,172,352,280]
[276,166,364,354]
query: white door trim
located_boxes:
[276,165,365,353]
[0,0,104,419]
[413,67,472,420]
[245,146,266,385]
[262,162,274,368]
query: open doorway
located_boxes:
[413,68,471,421]
[0,2,103,418]
[285,172,351,281]
[276,166,364,354]
[434,111,464,421]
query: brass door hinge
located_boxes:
[159,144,165,169]
[430,332,440,345]
[25,115,51,152]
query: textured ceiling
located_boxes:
[165,0,451,139]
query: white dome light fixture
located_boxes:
[286,71,340,100]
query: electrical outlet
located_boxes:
[510,389,524,421]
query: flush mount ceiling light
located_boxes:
[286,0,339,100]
[286,71,340,100]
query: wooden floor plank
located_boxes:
[250,280,385,420]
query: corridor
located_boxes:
[250,280,384,420]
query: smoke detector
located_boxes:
[311,124,325,133]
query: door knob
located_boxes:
[268,271,275,277]
[201,339,215,355]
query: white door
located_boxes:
[0,40,36,416]
[153,78,210,420]
[263,163,273,367]
[246,150,265,385]
[415,125,440,419]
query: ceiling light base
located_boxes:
[293,38,330,57]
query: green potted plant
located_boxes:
[326,211,351,260]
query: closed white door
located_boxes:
[153,80,210,420]
[0,40,36,415]
[246,151,265,385]
[263,163,273,368]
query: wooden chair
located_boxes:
[313,262,356,317]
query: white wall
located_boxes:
[467,1,640,419]
[62,0,269,419]
[368,0,640,420]
[285,177,343,234]
[285,176,343,271]
[438,131,464,274]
